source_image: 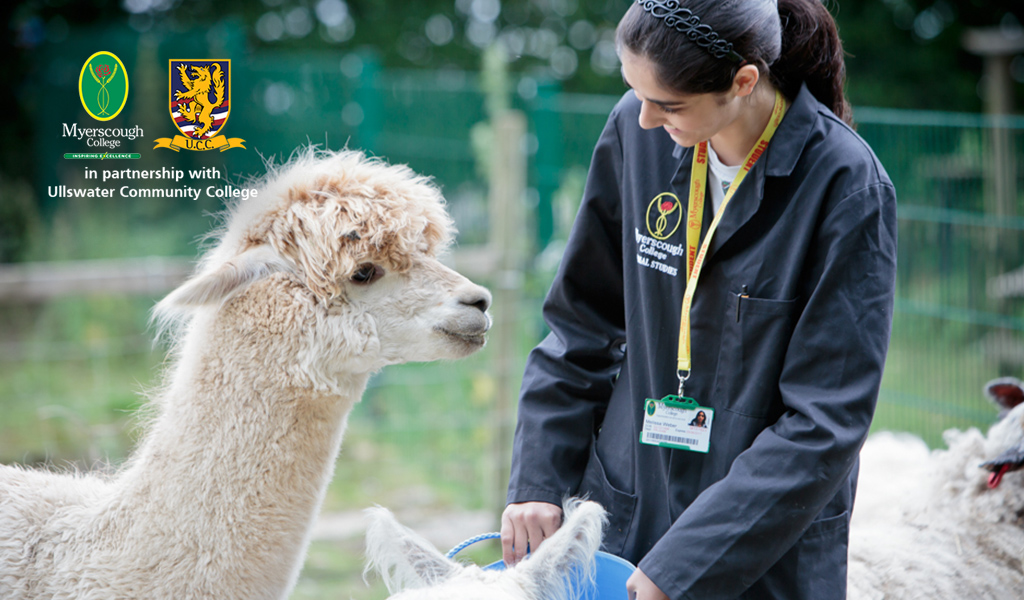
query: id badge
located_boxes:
[640,395,713,453]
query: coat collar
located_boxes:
[668,83,819,256]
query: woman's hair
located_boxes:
[616,0,852,126]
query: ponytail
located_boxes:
[616,0,853,126]
[772,0,852,126]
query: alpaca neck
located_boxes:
[112,317,369,594]
[130,357,364,507]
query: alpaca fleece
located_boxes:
[0,149,491,600]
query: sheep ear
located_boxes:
[363,507,462,594]
[514,499,607,600]
[160,246,288,309]
[985,377,1024,414]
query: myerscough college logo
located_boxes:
[154,59,245,152]
[646,192,682,240]
[79,51,128,121]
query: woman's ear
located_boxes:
[731,64,761,98]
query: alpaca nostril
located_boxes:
[460,289,492,314]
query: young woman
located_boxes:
[501,1,897,599]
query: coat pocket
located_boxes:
[575,442,637,556]
[787,511,850,599]
[713,295,799,418]
[751,511,850,600]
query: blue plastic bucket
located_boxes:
[482,551,635,600]
[446,532,635,600]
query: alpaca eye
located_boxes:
[351,263,383,285]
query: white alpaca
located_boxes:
[849,379,1024,599]
[0,149,492,600]
[365,499,608,600]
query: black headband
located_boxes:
[636,0,746,63]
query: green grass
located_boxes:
[292,539,387,600]
[0,296,158,466]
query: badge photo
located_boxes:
[640,395,714,454]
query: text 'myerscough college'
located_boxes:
[62,123,144,149]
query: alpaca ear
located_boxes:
[151,245,290,335]
[514,499,607,600]
[160,245,289,310]
[363,507,463,594]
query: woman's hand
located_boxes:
[626,568,670,600]
[500,501,563,565]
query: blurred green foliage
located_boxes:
[5,0,1024,182]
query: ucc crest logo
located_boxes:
[79,51,129,121]
[646,192,682,241]
[154,59,245,152]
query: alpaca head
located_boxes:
[154,149,492,386]
[364,499,608,600]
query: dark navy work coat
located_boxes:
[507,84,897,600]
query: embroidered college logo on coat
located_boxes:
[646,192,682,240]
[154,59,245,152]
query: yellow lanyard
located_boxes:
[677,89,788,391]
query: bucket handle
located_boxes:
[446,532,502,559]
